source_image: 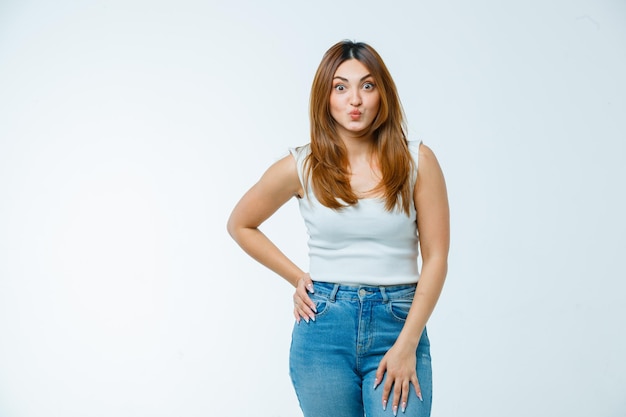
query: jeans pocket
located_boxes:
[388,299,413,321]
[310,293,332,318]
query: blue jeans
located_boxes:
[289,282,432,417]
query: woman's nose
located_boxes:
[350,90,362,106]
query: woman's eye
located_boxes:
[363,82,375,90]
[334,84,345,91]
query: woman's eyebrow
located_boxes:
[332,74,373,82]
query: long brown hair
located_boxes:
[305,40,414,215]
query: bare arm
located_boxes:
[227,154,304,285]
[399,143,450,349]
[226,154,317,322]
[376,143,450,413]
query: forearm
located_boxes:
[395,257,448,349]
[230,226,305,287]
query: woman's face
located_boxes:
[329,59,380,138]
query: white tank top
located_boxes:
[289,141,421,286]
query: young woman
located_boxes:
[227,40,449,417]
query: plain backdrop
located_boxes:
[1,1,625,416]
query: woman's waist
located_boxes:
[311,280,417,301]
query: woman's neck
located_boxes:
[339,134,382,197]
[340,133,376,162]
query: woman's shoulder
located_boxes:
[407,140,440,165]
[287,143,310,190]
[288,143,311,166]
[289,143,311,157]
[413,142,445,188]
[416,142,439,166]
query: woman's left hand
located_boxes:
[374,343,421,414]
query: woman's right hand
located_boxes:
[293,273,317,324]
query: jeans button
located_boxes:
[358,288,366,296]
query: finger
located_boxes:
[292,294,306,323]
[304,279,314,294]
[411,375,423,402]
[374,359,386,389]
[400,379,410,413]
[297,306,315,323]
[295,286,317,315]
[298,274,315,294]
[381,377,393,412]
[294,294,316,317]
[293,294,315,323]
[392,380,402,416]
[299,291,317,313]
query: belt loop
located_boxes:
[329,284,340,302]
[380,286,389,303]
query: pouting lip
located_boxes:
[349,110,362,116]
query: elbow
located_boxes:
[226,214,238,241]
[226,214,254,245]
[421,253,448,273]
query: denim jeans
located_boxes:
[289,281,432,417]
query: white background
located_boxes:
[1,1,625,416]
